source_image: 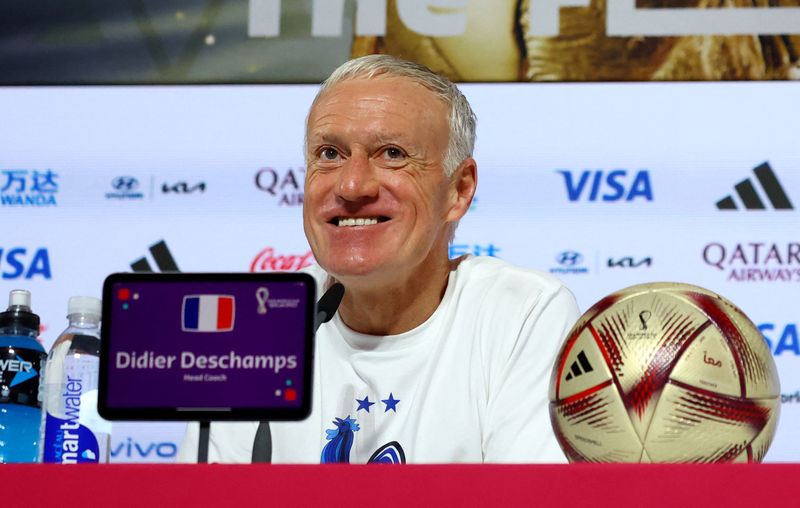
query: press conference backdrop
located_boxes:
[1,82,798,462]
[2,0,800,83]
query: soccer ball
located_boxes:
[549,282,780,463]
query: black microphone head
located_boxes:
[317,282,345,324]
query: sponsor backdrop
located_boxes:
[1,82,798,462]
[1,1,799,84]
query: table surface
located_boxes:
[7,463,800,507]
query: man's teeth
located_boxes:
[337,217,379,227]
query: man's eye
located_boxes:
[320,148,339,160]
[384,147,404,159]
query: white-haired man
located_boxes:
[179,55,579,463]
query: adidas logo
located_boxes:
[131,240,180,272]
[717,162,793,211]
[565,351,594,381]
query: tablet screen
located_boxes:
[99,273,315,421]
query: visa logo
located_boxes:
[759,323,799,356]
[111,438,178,459]
[0,247,52,279]
[558,170,653,202]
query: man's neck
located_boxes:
[334,255,457,336]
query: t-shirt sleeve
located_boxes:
[482,284,580,463]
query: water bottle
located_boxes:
[40,296,111,463]
[0,289,45,463]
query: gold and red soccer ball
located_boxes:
[549,283,780,463]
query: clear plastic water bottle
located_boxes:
[0,289,46,463]
[40,296,111,463]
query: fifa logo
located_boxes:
[639,311,652,331]
[627,310,658,340]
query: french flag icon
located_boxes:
[182,295,235,332]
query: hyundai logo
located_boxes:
[112,177,139,191]
[556,251,583,266]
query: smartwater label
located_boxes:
[41,353,108,463]
[42,412,100,463]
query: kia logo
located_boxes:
[162,182,206,194]
[112,177,139,191]
[556,251,583,266]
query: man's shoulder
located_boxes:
[455,255,570,298]
[451,255,579,327]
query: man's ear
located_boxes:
[446,157,478,223]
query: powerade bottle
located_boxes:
[0,289,46,463]
[40,296,111,463]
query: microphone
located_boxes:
[314,282,345,332]
[252,282,345,463]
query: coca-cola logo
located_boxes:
[250,247,314,272]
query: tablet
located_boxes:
[98,272,316,421]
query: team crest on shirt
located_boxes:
[320,392,406,464]
[321,416,360,463]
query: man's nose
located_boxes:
[335,152,379,202]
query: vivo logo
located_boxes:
[111,438,178,459]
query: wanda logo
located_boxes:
[250,247,314,272]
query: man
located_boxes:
[179,55,579,463]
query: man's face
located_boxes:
[303,76,461,286]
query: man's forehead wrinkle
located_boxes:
[309,120,416,148]
[306,77,449,159]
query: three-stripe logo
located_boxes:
[131,240,180,272]
[565,350,594,381]
[717,162,794,211]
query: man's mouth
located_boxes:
[330,216,390,227]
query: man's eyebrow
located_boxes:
[308,133,345,146]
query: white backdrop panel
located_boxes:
[0,82,796,462]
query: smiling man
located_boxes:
[179,55,579,464]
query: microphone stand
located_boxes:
[198,421,210,463]
[250,282,344,463]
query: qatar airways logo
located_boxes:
[254,168,304,207]
[702,242,800,282]
[250,247,314,272]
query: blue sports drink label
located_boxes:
[0,337,45,407]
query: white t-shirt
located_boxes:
[178,255,580,463]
